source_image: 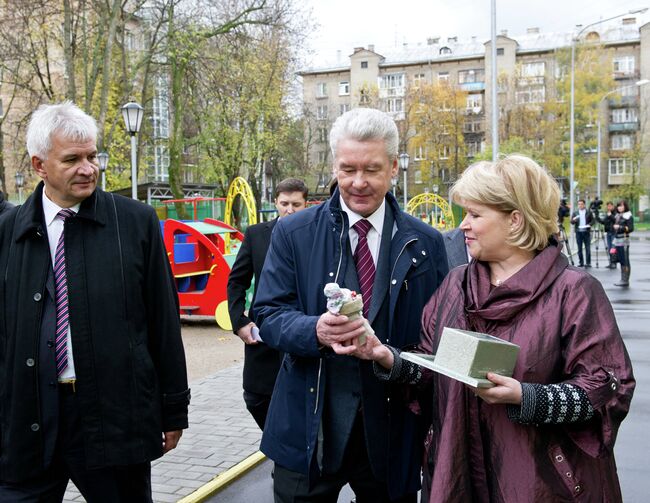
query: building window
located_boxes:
[464,120,482,133]
[316,82,327,98]
[339,103,351,115]
[414,145,426,160]
[611,108,638,123]
[339,81,350,96]
[438,72,449,83]
[318,151,327,164]
[613,56,635,76]
[611,134,634,150]
[458,69,485,84]
[379,73,405,95]
[414,169,423,184]
[496,48,504,56]
[439,46,452,55]
[440,145,450,160]
[154,145,170,182]
[515,87,546,104]
[385,98,404,113]
[413,73,426,88]
[466,140,481,157]
[152,75,170,139]
[466,94,483,111]
[618,85,638,97]
[361,61,368,69]
[317,127,328,143]
[609,158,637,175]
[316,105,328,120]
[519,61,545,77]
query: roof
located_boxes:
[300,20,642,74]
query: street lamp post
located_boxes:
[398,153,409,208]
[97,151,109,192]
[596,79,649,199]
[14,171,25,204]
[121,101,144,200]
[569,8,647,225]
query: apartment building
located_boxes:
[299,18,650,207]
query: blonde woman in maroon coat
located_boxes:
[340,155,635,502]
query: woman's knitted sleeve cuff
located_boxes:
[507,383,595,425]
[373,346,422,384]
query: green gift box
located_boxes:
[401,327,519,388]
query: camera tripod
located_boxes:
[558,225,574,266]
[590,213,609,269]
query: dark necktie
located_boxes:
[54,209,75,376]
[353,219,376,318]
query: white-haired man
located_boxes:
[254,108,449,502]
[0,102,189,501]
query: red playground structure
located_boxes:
[162,217,245,330]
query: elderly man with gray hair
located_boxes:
[254,107,448,502]
[0,102,189,501]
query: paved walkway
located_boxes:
[63,363,260,502]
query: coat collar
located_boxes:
[327,187,416,238]
[464,238,568,323]
[14,182,107,242]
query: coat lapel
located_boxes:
[368,203,394,324]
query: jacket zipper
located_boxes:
[314,215,346,415]
[389,238,418,293]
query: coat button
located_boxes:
[47,340,54,348]
[412,258,417,263]
[309,387,315,393]
[391,279,397,285]
[566,472,572,478]
[421,250,427,256]
[610,382,617,390]
[26,358,35,367]
[31,423,40,432]
[33,293,42,301]
[574,485,581,493]
[329,272,334,277]
[555,455,564,462]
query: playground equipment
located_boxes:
[162,177,258,330]
[406,193,455,231]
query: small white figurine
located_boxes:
[323,282,374,345]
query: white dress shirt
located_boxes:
[42,191,80,380]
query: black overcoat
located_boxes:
[0,183,190,482]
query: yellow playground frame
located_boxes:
[405,193,455,231]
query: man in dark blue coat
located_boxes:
[227,178,308,429]
[254,108,448,502]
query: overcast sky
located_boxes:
[302,0,650,67]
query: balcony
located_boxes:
[459,82,485,92]
[608,96,639,108]
[609,122,639,132]
[613,70,640,81]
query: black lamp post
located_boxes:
[97,152,109,191]
[14,171,25,204]
[398,153,409,208]
[121,101,144,200]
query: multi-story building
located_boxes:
[299,18,650,210]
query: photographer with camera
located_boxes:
[598,201,617,269]
[571,199,593,267]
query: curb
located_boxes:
[177,451,266,503]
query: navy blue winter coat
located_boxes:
[254,190,448,498]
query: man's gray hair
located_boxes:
[329,108,399,161]
[26,101,98,159]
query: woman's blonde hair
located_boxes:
[450,155,560,252]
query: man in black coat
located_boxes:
[571,199,594,267]
[0,102,190,502]
[227,178,308,429]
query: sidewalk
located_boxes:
[63,364,261,502]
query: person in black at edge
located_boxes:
[598,201,617,269]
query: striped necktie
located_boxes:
[54,208,75,376]
[353,219,375,318]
